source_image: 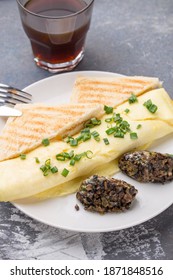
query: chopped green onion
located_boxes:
[62,151,74,159]
[85,150,93,159]
[40,165,46,172]
[91,117,101,125]
[143,99,158,113]
[40,159,51,176]
[84,123,93,128]
[105,113,131,138]
[103,138,110,145]
[81,128,90,134]
[91,131,99,137]
[51,166,58,174]
[143,99,152,107]
[42,138,50,146]
[56,154,65,161]
[91,131,100,141]
[149,104,158,113]
[124,108,130,113]
[105,117,113,123]
[130,132,138,139]
[104,105,113,114]
[40,164,50,176]
[119,120,130,130]
[56,149,94,167]
[56,151,74,161]
[76,134,84,142]
[20,154,26,160]
[35,157,40,163]
[68,150,74,158]
[70,159,76,166]
[66,136,74,143]
[83,133,91,142]
[136,124,142,129]
[45,159,51,166]
[128,93,138,104]
[43,170,49,176]
[73,154,83,161]
[40,159,58,176]
[106,127,116,135]
[113,113,122,123]
[84,118,101,128]
[61,168,69,177]
[70,138,78,146]
[114,131,124,138]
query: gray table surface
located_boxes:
[0,0,173,260]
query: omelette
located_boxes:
[0,88,173,202]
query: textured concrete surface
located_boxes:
[0,0,173,260]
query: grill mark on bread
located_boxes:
[76,84,151,93]
[76,92,130,105]
[71,76,161,106]
[77,91,130,99]
[1,115,85,142]
[0,103,104,161]
[75,77,159,86]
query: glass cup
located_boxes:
[16,0,94,73]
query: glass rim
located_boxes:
[16,0,94,19]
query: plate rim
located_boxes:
[13,198,173,233]
[23,70,124,92]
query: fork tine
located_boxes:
[0,83,32,101]
[0,98,18,107]
[0,90,31,104]
[7,88,32,100]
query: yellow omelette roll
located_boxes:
[0,88,173,201]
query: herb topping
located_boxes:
[104,105,113,114]
[143,99,158,113]
[128,93,138,104]
[42,138,50,146]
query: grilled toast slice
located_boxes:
[0,103,104,161]
[71,75,162,107]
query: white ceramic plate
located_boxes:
[1,71,173,232]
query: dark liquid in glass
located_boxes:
[23,0,90,64]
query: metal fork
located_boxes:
[0,83,32,107]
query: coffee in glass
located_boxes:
[16,0,94,73]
